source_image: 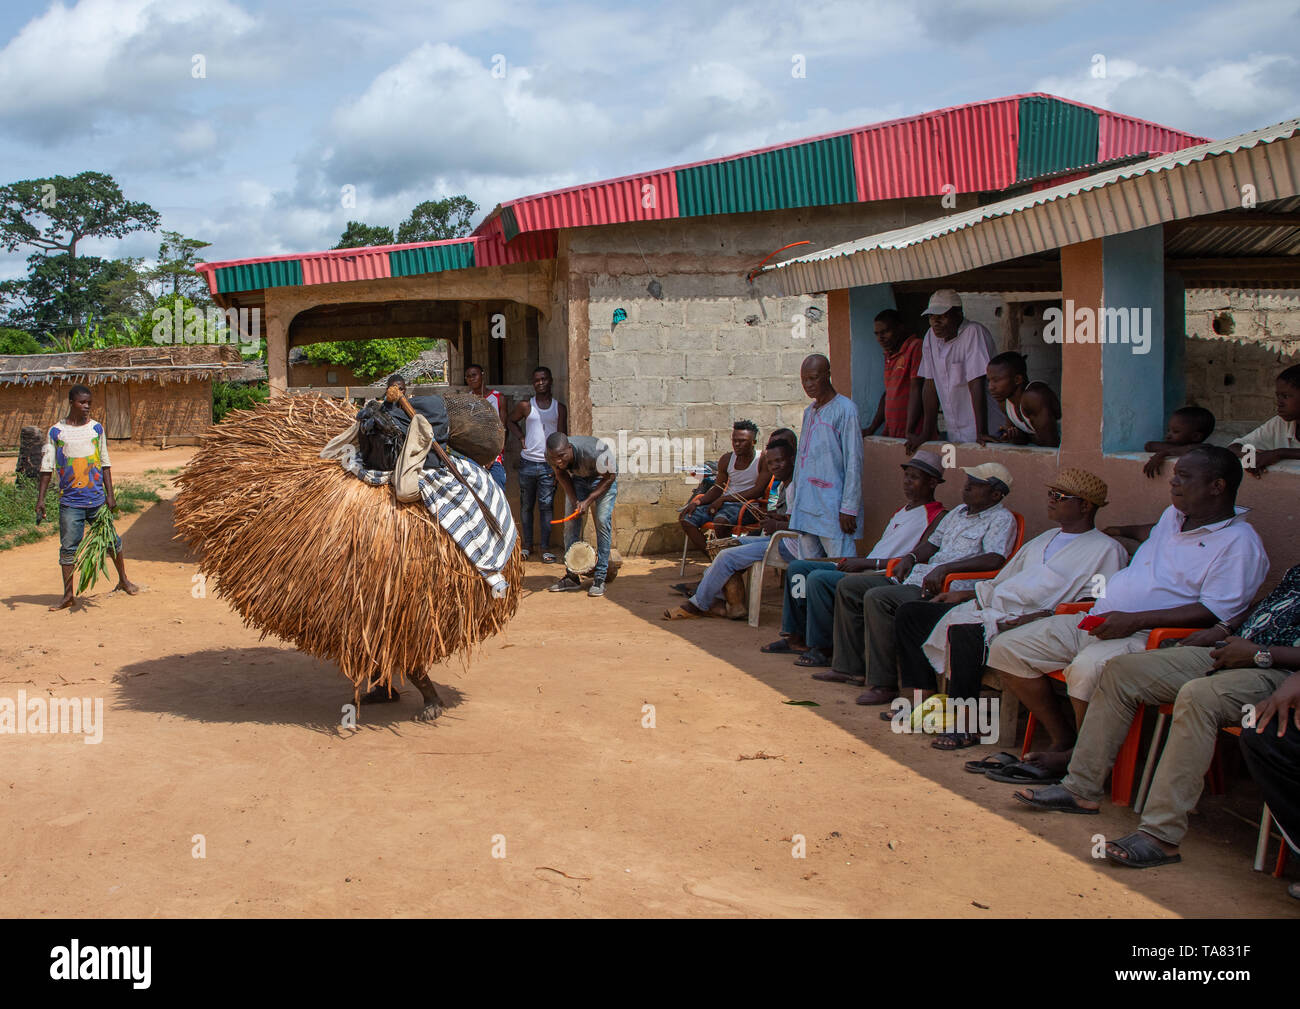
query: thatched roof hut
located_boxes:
[0,345,263,449]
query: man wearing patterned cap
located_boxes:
[893,469,1129,749]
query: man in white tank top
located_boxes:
[507,366,568,561]
[680,420,768,555]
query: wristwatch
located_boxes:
[1254,648,1274,669]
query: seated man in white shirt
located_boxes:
[764,450,948,659]
[828,463,1020,704]
[984,446,1269,780]
[1229,363,1300,476]
[894,468,1129,750]
[904,289,1003,452]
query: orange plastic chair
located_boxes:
[940,511,1026,592]
[1019,605,1195,805]
[882,511,1026,589]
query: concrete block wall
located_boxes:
[1183,289,1300,432]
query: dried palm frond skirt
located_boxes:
[173,395,522,696]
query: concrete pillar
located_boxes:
[568,273,592,434]
[264,293,290,398]
[1101,225,1166,453]
[1058,240,1104,468]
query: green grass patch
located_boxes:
[0,477,160,552]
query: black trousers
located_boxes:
[1239,718,1300,857]
[895,600,987,699]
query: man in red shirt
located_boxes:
[861,309,922,440]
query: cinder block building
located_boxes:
[196,93,1210,552]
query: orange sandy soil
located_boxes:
[1,446,1295,918]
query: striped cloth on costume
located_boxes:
[346,453,517,598]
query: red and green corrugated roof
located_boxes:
[197,93,1207,295]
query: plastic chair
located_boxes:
[678,498,764,576]
[744,530,802,628]
[940,512,1026,591]
[878,512,1025,591]
[1020,607,1195,805]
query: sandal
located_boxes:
[795,649,831,668]
[662,605,704,620]
[964,751,1021,774]
[986,762,1063,784]
[761,638,796,654]
[931,732,979,750]
[1105,831,1182,868]
[1011,783,1098,814]
[542,552,557,564]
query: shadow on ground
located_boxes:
[113,645,466,736]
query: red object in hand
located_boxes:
[1077,615,1106,631]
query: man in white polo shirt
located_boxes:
[984,445,1268,779]
[904,289,1003,451]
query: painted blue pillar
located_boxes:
[1101,225,1165,453]
[848,284,898,426]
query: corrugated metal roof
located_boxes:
[196,93,1206,295]
[763,118,1300,293]
[676,135,857,216]
[475,93,1204,238]
[1016,96,1099,181]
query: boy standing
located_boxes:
[34,384,138,610]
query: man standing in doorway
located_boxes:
[34,384,139,611]
[905,290,1002,451]
[508,366,567,562]
[465,362,508,488]
[789,354,862,559]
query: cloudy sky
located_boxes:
[1,0,1298,281]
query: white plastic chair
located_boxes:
[745,530,800,628]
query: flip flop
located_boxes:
[986,761,1063,784]
[669,582,697,597]
[1105,831,1182,867]
[662,606,704,620]
[795,649,832,668]
[1012,784,1098,814]
[761,638,795,653]
[964,751,1021,774]
[931,732,979,750]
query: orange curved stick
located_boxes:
[550,507,580,525]
[747,240,811,281]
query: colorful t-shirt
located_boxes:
[882,336,923,438]
[40,420,111,508]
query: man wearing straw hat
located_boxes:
[546,432,618,597]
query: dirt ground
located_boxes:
[1,446,1295,918]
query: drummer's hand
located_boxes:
[577,496,593,515]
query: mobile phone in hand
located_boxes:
[1077,615,1106,631]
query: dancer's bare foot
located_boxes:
[49,593,75,612]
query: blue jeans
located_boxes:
[59,504,119,566]
[685,500,743,528]
[563,475,618,581]
[489,459,507,488]
[781,559,845,649]
[517,458,556,551]
[690,534,797,610]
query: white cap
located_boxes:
[922,289,963,316]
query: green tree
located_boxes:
[0,171,160,339]
[152,231,212,300]
[334,221,395,249]
[299,337,441,380]
[0,327,41,354]
[396,196,478,243]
